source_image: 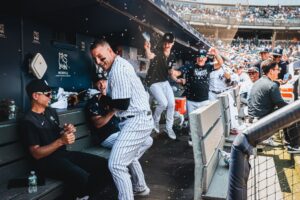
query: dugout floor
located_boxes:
[94,127,195,200]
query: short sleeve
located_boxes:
[111,63,132,100]
[85,97,102,117]
[21,120,41,147]
[179,65,189,75]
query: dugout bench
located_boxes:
[0,108,110,200]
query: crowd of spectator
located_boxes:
[167,3,300,24]
[203,36,300,69]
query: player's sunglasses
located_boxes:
[36,91,52,98]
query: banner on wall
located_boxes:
[56,52,71,77]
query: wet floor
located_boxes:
[94,128,195,200]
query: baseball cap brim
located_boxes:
[26,79,51,97]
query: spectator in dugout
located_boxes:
[21,79,113,200]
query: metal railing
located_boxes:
[247,141,300,200]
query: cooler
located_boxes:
[175,97,187,115]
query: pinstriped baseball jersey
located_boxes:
[108,56,151,118]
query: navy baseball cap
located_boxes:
[162,33,175,43]
[93,72,107,82]
[198,49,207,58]
[259,48,269,53]
[26,79,51,97]
[272,48,283,56]
[248,66,259,73]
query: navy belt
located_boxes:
[119,115,134,121]
[210,90,226,94]
[119,111,152,121]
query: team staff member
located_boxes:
[90,39,153,200]
[144,32,176,140]
[170,48,222,145]
[85,72,120,149]
[21,79,111,200]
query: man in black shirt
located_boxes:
[248,59,287,118]
[248,59,300,151]
[85,73,120,148]
[144,32,177,140]
[170,48,223,145]
[21,79,112,200]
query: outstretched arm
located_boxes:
[208,47,224,70]
[144,41,156,60]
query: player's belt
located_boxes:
[119,111,152,121]
[210,90,223,94]
[210,89,228,94]
[119,115,134,121]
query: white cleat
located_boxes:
[165,128,176,140]
[134,187,150,196]
[153,123,160,133]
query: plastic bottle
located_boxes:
[218,149,231,167]
[8,100,16,120]
[28,171,38,193]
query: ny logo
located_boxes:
[58,52,69,70]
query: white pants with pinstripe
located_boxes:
[101,132,120,149]
[108,112,153,200]
[149,81,175,130]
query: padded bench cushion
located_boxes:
[190,101,226,199]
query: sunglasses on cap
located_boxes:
[36,91,52,98]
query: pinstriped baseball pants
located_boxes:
[101,132,120,149]
[150,81,175,130]
[108,112,153,200]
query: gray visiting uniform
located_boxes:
[107,56,154,200]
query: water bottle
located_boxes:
[8,100,16,120]
[218,149,231,167]
[28,171,38,193]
